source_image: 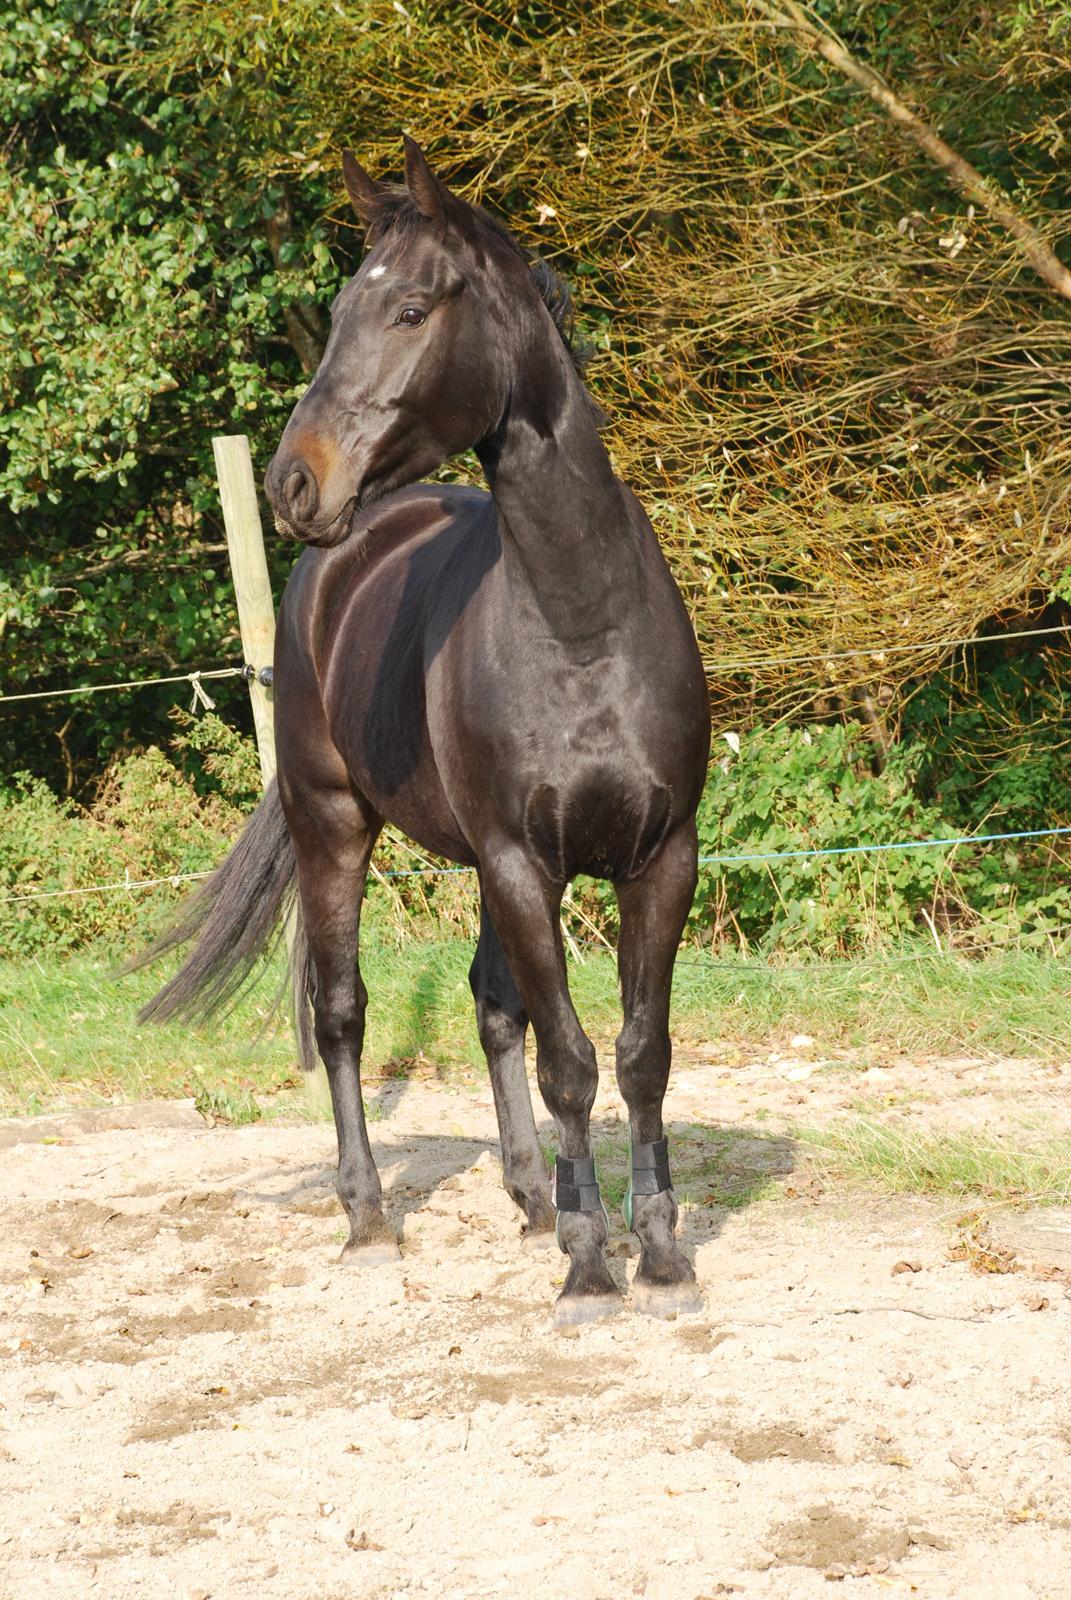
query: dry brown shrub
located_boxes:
[145,1,1071,722]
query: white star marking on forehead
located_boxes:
[368,265,386,278]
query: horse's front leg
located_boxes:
[479,849,620,1325]
[614,822,702,1317]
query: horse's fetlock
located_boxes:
[630,1186,679,1238]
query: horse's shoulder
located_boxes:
[302,483,491,576]
[357,481,492,538]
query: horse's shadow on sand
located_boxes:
[238,929,795,1248]
[236,1103,796,1261]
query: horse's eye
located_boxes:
[397,307,427,327]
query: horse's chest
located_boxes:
[521,764,671,882]
[520,651,633,747]
[458,654,678,876]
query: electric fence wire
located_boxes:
[0,667,244,706]
[4,624,1071,910]
[4,823,1071,908]
[3,620,1070,707]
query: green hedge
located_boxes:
[5,714,1071,960]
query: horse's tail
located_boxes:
[131,778,317,1069]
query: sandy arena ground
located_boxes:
[1,1045,1070,1599]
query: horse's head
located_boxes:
[265,137,578,547]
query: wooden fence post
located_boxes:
[211,434,318,1086]
[211,434,277,788]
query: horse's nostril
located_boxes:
[277,460,318,523]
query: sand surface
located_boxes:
[1,1047,1070,1599]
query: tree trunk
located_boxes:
[265,189,329,374]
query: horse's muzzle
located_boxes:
[265,450,356,547]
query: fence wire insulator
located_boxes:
[241,664,274,687]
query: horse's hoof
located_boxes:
[553,1291,622,1328]
[338,1238,402,1266]
[630,1277,703,1319]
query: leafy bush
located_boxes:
[0,1,337,793]
[0,714,477,957]
[687,717,1071,954]
[904,648,1071,834]
[168,709,264,808]
[0,748,241,956]
[3,710,1069,961]
[693,724,950,954]
[901,647,1071,950]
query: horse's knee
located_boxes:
[313,986,368,1060]
[469,943,526,1053]
[536,1031,598,1119]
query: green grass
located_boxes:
[668,946,1071,1059]
[192,1080,264,1126]
[802,1119,1071,1207]
[592,1124,791,1213]
[3,932,1071,1116]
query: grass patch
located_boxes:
[2,931,1071,1117]
[191,1076,263,1126]
[592,1124,793,1213]
[669,946,1071,1059]
[803,1119,1071,1207]
[0,952,302,1117]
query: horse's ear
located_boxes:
[342,149,384,226]
[402,135,468,232]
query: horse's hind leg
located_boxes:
[480,851,620,1325]
[282,775,397,1262]
[469,901,555,1243]
[614,823,702,1317]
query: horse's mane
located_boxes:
[471,203,593,377]
[366,188,593,379]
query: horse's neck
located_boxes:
[478,367,642,641]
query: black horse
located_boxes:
[142,139,710,1324]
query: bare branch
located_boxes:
[753,0,1071,304]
